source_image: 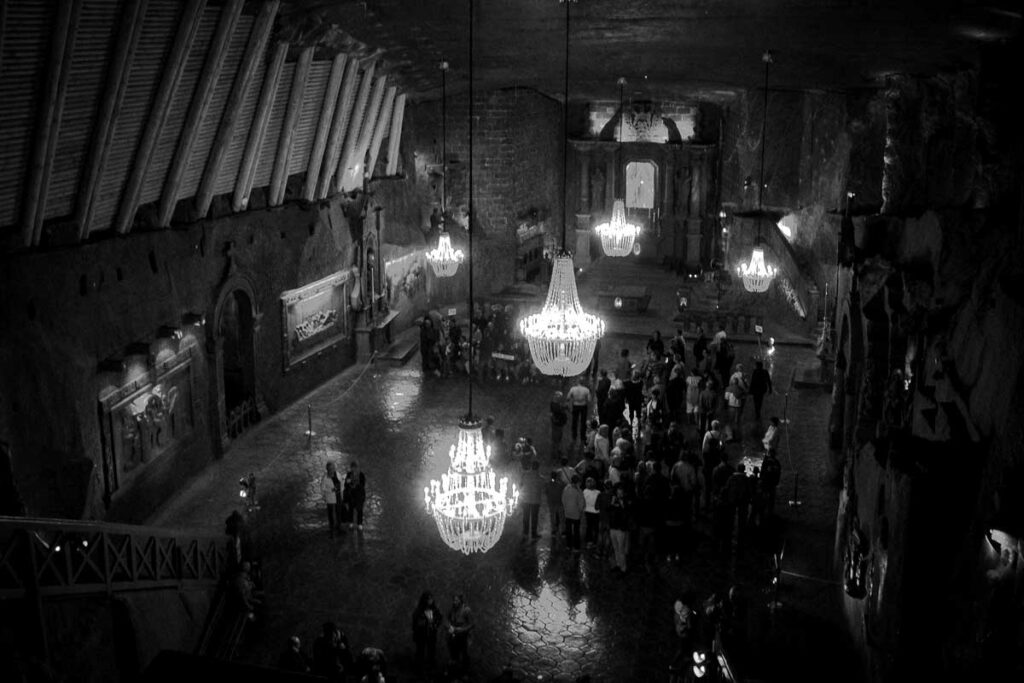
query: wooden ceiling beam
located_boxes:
[341,73,387,193]
[366,85,396,181]
[302,52,347,202]
[196,0,280,219]
[333,61,376,194]
[114,0,205,235]
[269,45,314,206]
[22,0,82,247]
[385,93,406,177]
[157,0,245,228]
[75,0,149,241]
[233,40,288,212]
[317,57,360,199]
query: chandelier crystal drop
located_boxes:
[424,419,519,554]
[736,244,777,293]
[426,230,464,277]
[520,254,605,377]
[595,199,642,257]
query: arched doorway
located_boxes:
[209,277,262,451]
[219,290,255,422]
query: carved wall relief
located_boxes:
[98,349,196,507]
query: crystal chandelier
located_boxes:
[595,199,642,257]
[522,0,604,376]
[426,231,464,277]
[424,0,517,554]
[425,60,462,278]
[736,245,777,293]
[595,78,641,257]
[520,254,605,376]
[424,418,518,554]
[737,50,778,294]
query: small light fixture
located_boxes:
[614,296,623,309]
[182,312,205,327]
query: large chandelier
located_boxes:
[595,77,641,257]
[425,59,462,278]
[736,244,777,292]
[520,254,605,376]
[737,50,778,294]
[424,0,517,554]
[595,199,641,257]
[426,231,464,277]
[424,418,518,554]
[522,0,604,375]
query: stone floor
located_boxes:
[149,330,862,682]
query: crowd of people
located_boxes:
[527,325,785,570]
[417,302,544,383]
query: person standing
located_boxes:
[725,377,744,442]
[685,367,702,426]
[595,369,612,418]
[419,317,440,374]
[582,477,601,548]
[279,635,310,673]
[615,348,633,383]
[321,462,343,537]
[549,391,568,459]
[701,421,724,513]
[760,447,782,516]
[545,470,565,538]
[520,461,543,539]
[749,360,773,421]
[647,330,665,358]
[567,378,591,446]
[693,326,708,365]
[446,595,473,671]
[608,484,631,573]
[762,416,781,456]
[670,328,687,364]
[698,380,718,434]
[561,475,586,552]
[625,370,645,424]
[343,461,367,531]
[412,591,441,672]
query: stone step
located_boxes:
[377,327,420,366]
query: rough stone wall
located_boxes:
[831,65,1024,681]
[0,197,360,522]
[409,88,562,296]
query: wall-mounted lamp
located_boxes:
[182,313,206,327]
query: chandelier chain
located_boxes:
[560,0,570,251]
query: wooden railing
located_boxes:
[226,397,260,440]
[0,516,225,599]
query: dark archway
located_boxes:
[219,289,255,418]
[208,275,262,452]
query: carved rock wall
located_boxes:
[0,197,360,522]
[832,65,1024,681]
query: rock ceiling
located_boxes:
[278,0,1021,102]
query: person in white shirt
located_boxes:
[567,377,592,445]
[582,477,601,547]
[320,462,342,537]
[762,416,781,455]
[594,424,611,464]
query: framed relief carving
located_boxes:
[97,348,196,506]
[281,270,351,371]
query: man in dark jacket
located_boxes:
[748,360,773,421]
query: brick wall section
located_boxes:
[407,88,562,295]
